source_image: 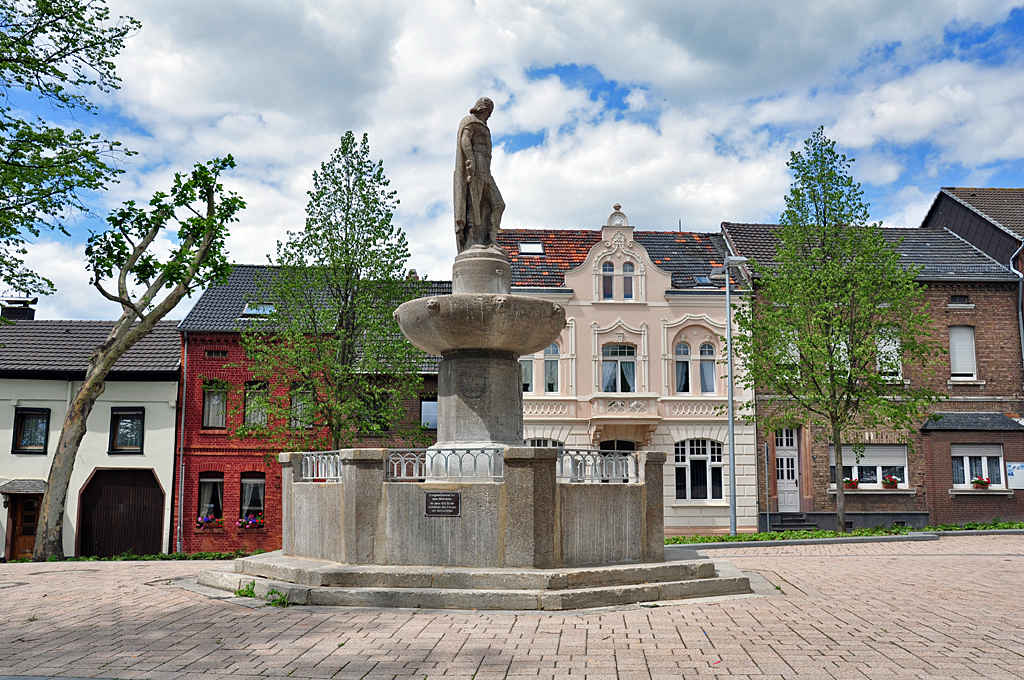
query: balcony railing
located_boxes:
[556,449,639,484]
[300,451,342,481]
[387,447,504,482]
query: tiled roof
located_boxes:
[943,188,1024,238]
[722,223,1016,281]
[497,229,729,289]
[179,265,452,332]
[0,320,180,375]
[921,412,1024,431]
[0,478,47,494]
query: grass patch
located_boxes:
[9,547,268,563]
[665,526,910,544]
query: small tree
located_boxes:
[1,0,140,295]
[235,132,425,451]
[732,127,944,533]
[33,157,244,560]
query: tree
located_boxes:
[732,127,944,533]
[235,132,425,451]
[33,157,244,560]
[1,0,139,295]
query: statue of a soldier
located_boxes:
[454,97,505,252]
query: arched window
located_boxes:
[622,262,634,300]
[674,343,690,393]
[674,440,724,500]
[601,344,636,393]
[544,343,559,393]
[602,262,614,300]
[699,343,716,393]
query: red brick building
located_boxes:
[723,222,1024,530]
[172,265,446,554]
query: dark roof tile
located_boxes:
[943,188,1024,237]
[921,412,1024,431]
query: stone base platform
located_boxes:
[197,551,751,610]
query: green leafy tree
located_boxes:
[33,157,244,560]
[732,127,944,532]
[0,0,139,296]
[235,132,425,451]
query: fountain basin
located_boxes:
[395,293,566,357]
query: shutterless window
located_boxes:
[528,439,564,448]
[675,439,724,500]
[602,262,614,300]
[601,344,636,393]
[622,262,634,300]
[420,398,438,429]
[12,408,49,453]
[520,358,534,392]
[244,382,267,427]
[109,408,144,454]
[290,385,313,429]
[202,384,227,429]
[951,444,1004,487]
[949,326,977,379]
[675,343,690,393]
[699,343,716,393]
[876,330,902,380]
[519,242,544,255]
[205,349,228,358]
[829,444,907,486]
[240,472,265,519]
[544,343,559,393]
[197,472,224,519]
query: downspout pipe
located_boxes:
[176,332,188,554]
[1010,243,1024,387]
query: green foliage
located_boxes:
[665,525,911,544]
[919,520,1024,531]
[265,588,289,608]
[0,0,140,294]
[235,132,426,450]
[235,581,256,598]
[15,548,255,562]
[731,127,945,530]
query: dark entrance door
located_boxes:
[9,495,42,559]
[78,469,163,557]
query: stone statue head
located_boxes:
[470,97,495,116]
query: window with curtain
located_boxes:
[544,343,559,393]
[829,444,907,486]
[699,343,716,393]
[674,343,690,393]
[622,262,634,299]
[240,472,265,519]
[949,326,977,380]
[244,382,268,427]
[202,384,227,429]
[520,358,534,392]
[602,262,614,300]
[951,444,1004,487]
[675,439,724,500]
[197,472,224,519]
[601,344,636,393]
[876,329,902,380]
[12,408,50,453]
[108,408,144,453]
[290,384,313,428]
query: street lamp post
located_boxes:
[711,255,748,536]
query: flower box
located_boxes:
[843,478,858,490]
[236,513,265,530]
[971,476,991,489]
[882,482,898,489]
[196,516,224,529]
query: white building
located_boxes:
[0,316,180,559]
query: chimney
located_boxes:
[1,297,37,320]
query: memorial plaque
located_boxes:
[425,491,461,517]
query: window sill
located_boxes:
[193,527,225,533]
[107,450,144,456]
[947,379,986,387]
[827,488,917,496]
[235,526,266,533]
[11,449,47,455]
[671,501,728,507]
[200,429,228,436]
[946,304,975,310]
[948,488,1014,497]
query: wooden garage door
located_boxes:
[79,469,164,557]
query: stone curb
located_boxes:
[925,529,1024,536]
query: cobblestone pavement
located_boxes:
[1,535,1023,680]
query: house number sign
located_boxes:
[424,491,461,517]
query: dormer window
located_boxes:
[519,242,544,255]
[623,263,634,300]
[602,262,614,300]
[243,303,274,316]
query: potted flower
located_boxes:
[196,515,224,529]
[971,476,991,489]
[843,478,858,490]
[881,475,900,489]
[236,513,265,530]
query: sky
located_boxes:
[12,0,1024,320]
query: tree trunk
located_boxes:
[32,377,107,560]
[832,421,847,534]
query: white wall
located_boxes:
[0,379,178,556]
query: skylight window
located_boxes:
[519,242,544,255]
[243,303,275,316]
[694,275,711,285]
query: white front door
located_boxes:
[775,429,800,513]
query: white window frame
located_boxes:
[949,326,977,380]
[950,444,1005,488]
[601,344,637,393]
[202,385,227,429]
[829,444,908,488]
[622,262,634,300]
[876,329,903,381]
[674,439,725,501]
[520,358,534,393]
[674,342,690,394]
[543,343,559,393]
[602,262,614,300]
[699,343,716,394]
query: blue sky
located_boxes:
[13,0,1024,319]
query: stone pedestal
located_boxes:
[437,349,523,447]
